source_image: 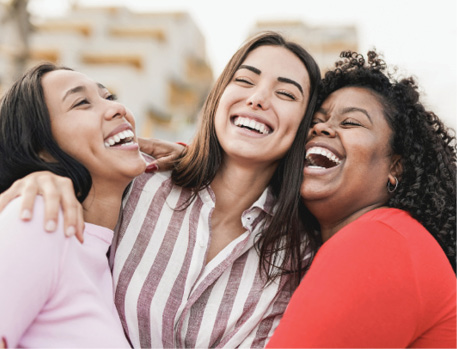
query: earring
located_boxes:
[387,176,399,193]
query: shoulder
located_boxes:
[0,196,68,250]
[130,170,173,193]
[337,208,438,252]
[1,196,49,232]
[318,208,451,277]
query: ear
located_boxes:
[387,154,402,186]
[38,150,56,163]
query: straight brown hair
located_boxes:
[172,32,321,285]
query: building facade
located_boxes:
[0,4,213,141]
[251,20,358,74]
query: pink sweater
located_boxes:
[0,197,130,348]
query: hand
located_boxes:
[0,171,84,243]
[139,138,187,172]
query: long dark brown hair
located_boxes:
[0,63,92,202]
[172,32,322,285]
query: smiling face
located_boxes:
[301,87,400,237]
[41,69,146,194]
[214,45,310,169]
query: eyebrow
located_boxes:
[238,64,304,95]
[278,77,303,95]
[318,106,373,124]
[239,64,261,75]
[62,86,85,102]
[342,107,373,124]
[62,83,107,102]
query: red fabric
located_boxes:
[267,208,456,348]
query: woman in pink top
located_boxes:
[0,63,148,347]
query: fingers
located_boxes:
[0,180,25,213]
[138,137,155,155]
[48,176,83,241]
[145,161,159,173]
[154,156,176,171]
[19,180,40,222]
[75,204,85,243]
[61,184,84,242]
[0,171,84,243]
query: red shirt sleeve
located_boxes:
[267,219,421,348]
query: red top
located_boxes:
[267,208,456,348]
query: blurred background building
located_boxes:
[1,0,357,141]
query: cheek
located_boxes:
[282,105,305,135]
[125,111,136,129]
[51,119,97,161]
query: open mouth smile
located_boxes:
[232,116,272,135]
[104,129,135,148]
[305,146,342,169]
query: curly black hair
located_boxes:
[314,50,456,272]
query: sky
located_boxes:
[29,0,457,129]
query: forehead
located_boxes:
[322,87,385,115]
[41,69,99,96]
[242,46,310,87]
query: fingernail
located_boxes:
[66,226,76,237]
[45,220,56,232]
[145,163,158,173]
[21,209,32,220]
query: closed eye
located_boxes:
[277,90,296,100]
[342,120,362,127]
[106,94,117,101]
[73,98,89,108]
[234,77,253,86]
[310,118,324,126]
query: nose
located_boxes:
[104,100,127,121]
[311,121,336,137]
[246,88,270,110]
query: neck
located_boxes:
[82,182,126,230]
[316,204,385,242]
[211,158,276,217]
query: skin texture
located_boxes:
[215,45,310,172]
[207,45,311,262]
[41,69,146,230]
[301,87,401,241]
[0,138,181,241]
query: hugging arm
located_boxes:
[0,172,85,242]
[139,137,186,172]
[0,138,186,241]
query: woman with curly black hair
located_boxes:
[268,51,456,348]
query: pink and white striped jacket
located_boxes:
[111,171,302,348]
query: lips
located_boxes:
[104,123,135,148]
[305,146,342,169]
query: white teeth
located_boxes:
[306,146,342,165]
[104,129,135,148]
[234,116,271,135]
